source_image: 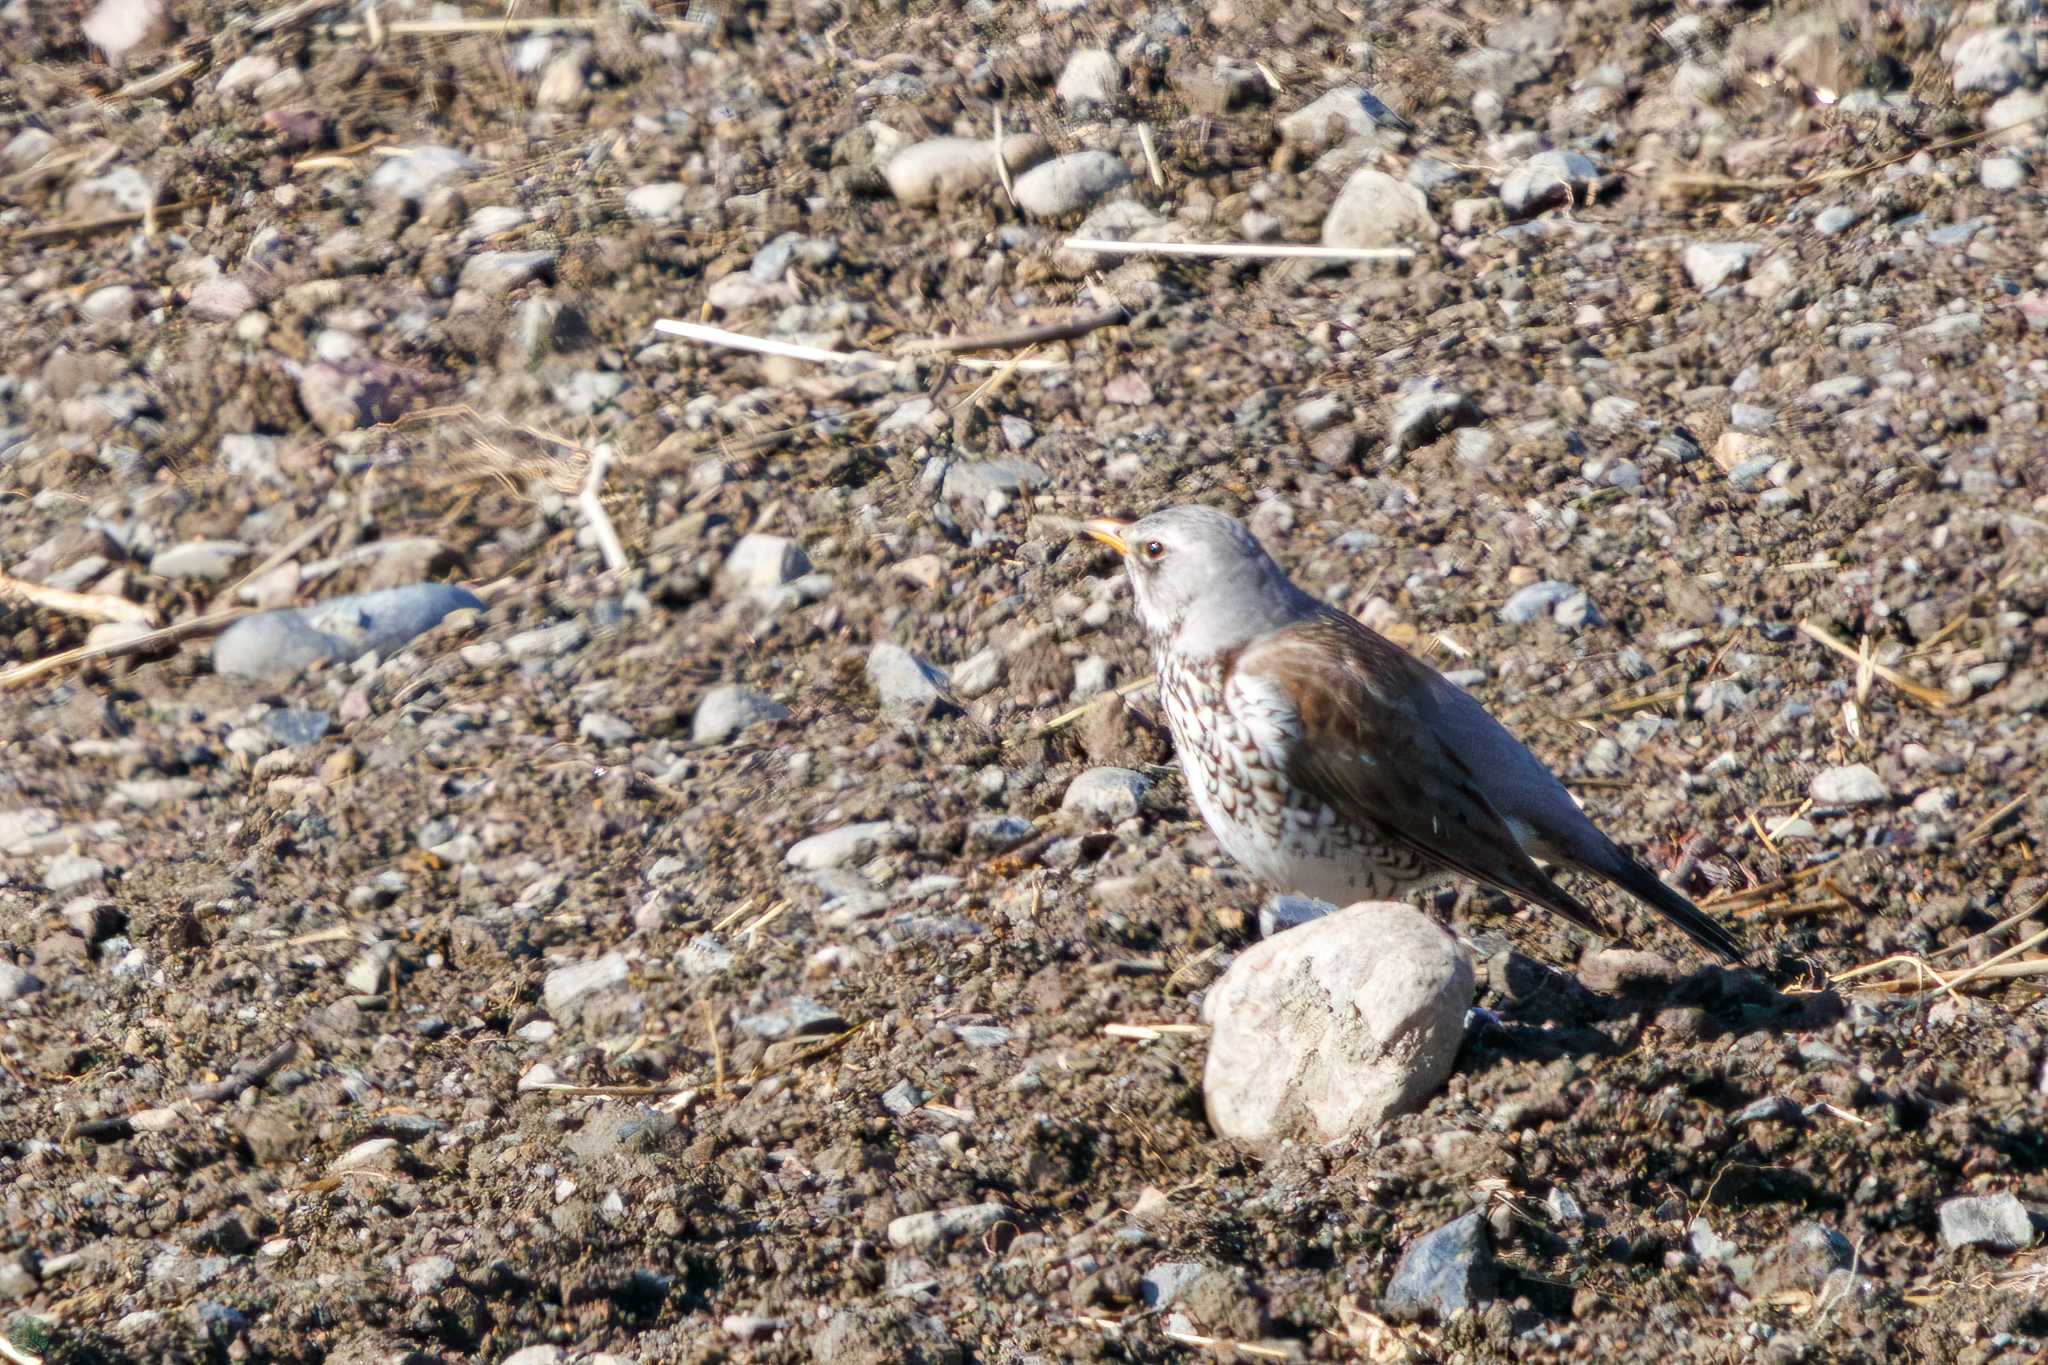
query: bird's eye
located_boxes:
[1141,540,1167,561]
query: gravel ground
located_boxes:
[3,0,2048,1360]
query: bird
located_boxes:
[1080,505,1748,964]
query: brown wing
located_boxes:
[1231,611,1614,942]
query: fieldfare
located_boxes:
[1083,505,1746,963]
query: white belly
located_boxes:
[1160,654,1442,904]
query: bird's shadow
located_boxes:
[1456,948,1846,1077]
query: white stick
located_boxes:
[656,319,1064,371]
[992,104,1016,208]
[1062,237,1415,261]
[947,356,1068,371]
[327,14,709,34]
[578,445,629,575]
[1137,124,1164,188]
[0,573,159,626]
[653,319,883,367]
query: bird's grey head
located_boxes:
[1082,505,1311,657]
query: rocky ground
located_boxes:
[3,0,2048,1359]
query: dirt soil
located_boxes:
[3,0,2048,1359]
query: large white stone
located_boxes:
[82,0,168,65]
[1201,901,1473,1149]
[884,135,1051,206]
[1056,48,1121,109]
[1321,168,1436,248]
[1013,151,1131,220]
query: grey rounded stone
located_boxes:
[625,181,687,220]
[866,642,948,711]
[885,1203,1016,1249]
[1383,1213,1498,1321]
[1501,580,1592,627]
[458,250,556,296]
[1060,766,1153,823]
[150,540,249,580]
[691,685,790,744]
[1498,150,1601,217]
[1810,763,1888,807]
[366,145,479,209]
[1951,27,2033,95]
[1684,241,1761,292]
[212,583,484,681]
[1321,168,1436,247]
[885,135,1051,206]
[785,822,906,871]
[1278,85,1400,147]
[1013,151,1132,220]
[1812,205,1861,236]
[1055,48,1121,109]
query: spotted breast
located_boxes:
[1154,645,1442,906]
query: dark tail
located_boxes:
[1596,856,1749,964]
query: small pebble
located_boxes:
[886,1203,1017,1249]
[1810,763,1889,807]
[692,685,790,744]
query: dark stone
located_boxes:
[1382,1212,1498,1321]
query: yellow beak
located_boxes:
[1081,517,1133,555]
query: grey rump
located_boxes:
[1083,505,1746,963]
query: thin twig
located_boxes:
[1941,924,2048,993]
[15,198,207,242]
[1165,943,1223,989]
[703,998,726,1100]
[1929,889,2048,963]
[212,511,339,611]
[653,319,884,367]
[188,1038,299,1103]
[940,356,1067,371]
[1963,785,2036,846]
[103,56,203,103]
[0,607,249,691]
[1030,674,1159,738]
[1701,851,1877,909]
[326,14,710,35]
[578,446,628,574]
[709,897,756,934]
[992,104,1016,208]
[1851,959,2048,992]
[1102,1022,1207,1041]
[1797,618,1952,709]
[901,307,1127,356]
[1568,685,1688,721]
[1063,237,1415,261]
[251,0,335,34]
[1160,1327,1294,1360]
[1733,896,1848,921]
[525,1080,701,1097]
[0,573,159,626]
[740,899,789,941]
